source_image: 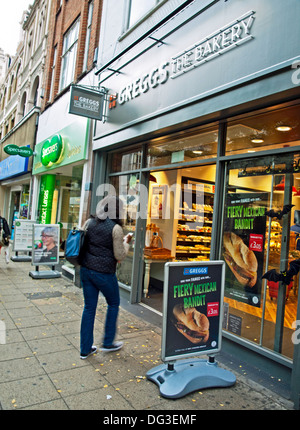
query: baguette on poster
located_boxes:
[173,304,209,344]
[223,231,258,287]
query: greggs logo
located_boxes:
[183,267,208,275]
[108,11,255,110]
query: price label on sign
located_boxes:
[249,234,264,252]
[207,302,219,317]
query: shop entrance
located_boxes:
[142,164,216,313]
[8,189,21,240]
[223,154,299,359]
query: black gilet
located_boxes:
[80,217,117,274]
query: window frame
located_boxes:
[83,0,94,71]
[59,18,80,92]
[125,0,162,31]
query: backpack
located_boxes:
[65,228,86,266]
[0,218,9,247]
[296,235,300,251]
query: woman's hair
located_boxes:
[41,227,58,244]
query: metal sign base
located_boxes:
[146,357,236,399]
[29,270,61,279]
[11,256,32,262]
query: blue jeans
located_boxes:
[80,266,120,355]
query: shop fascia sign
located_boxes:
[4,144,34,157]
[33,121,88,174]
[109,10,255,110]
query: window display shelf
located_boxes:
[175,182,214,261]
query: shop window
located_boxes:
[59,18,80,91]
[20,184,30,219]
[226,104,300,156]
[111,147,142,173]
[49,166,84,255]
[147,125,218,168]
[222,153,300,360]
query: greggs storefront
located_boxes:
[92,0,300,405]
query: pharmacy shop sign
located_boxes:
[162,261,225,362]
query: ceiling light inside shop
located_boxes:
[251,138,264,144]
[193,150,203,154]
[276,125,292,132]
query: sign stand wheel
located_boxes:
[146,356,236,399]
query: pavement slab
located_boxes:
[0,258,295,412]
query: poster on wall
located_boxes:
[162,261,225,362]
[151,185,167,219]
[13,220,35,252]
[32,224,60,266]
[223,193,268,308]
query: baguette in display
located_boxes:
[223,231,258,287]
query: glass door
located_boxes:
[110,174,139,288]
[222,153,299,359]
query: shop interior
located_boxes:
[141,161,299,360]
[112,103,300,360]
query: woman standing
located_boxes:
[0,214,10,264]
[79,195,132,359]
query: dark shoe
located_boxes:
[80,346,97,359]
[100,341,123,352]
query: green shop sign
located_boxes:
[38,174,56,224]
[4,144,33,157]
[33,120,89,174]
[41,134,64,167]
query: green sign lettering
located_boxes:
[4,144,20,155]
[38,175,56,224]
[4,144,33,157]
[41,134,64,167]
[18,146,33,157]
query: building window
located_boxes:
[20,92,27,117]
[59,18,80,91]
[127,0,161,29]
[83,0,94,71]
[49,46,57,101]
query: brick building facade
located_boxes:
[42,0,102,109]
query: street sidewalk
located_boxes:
[0,257,294,411]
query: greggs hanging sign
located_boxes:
[111,10,255,109]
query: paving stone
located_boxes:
[0,375,61,410]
